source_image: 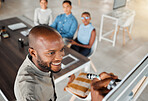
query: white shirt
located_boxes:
[34,8,52,26]
[14,55,55,101]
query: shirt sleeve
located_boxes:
[49,14,53,26]
[48,10,53,26]
[61,18,78,39]
[24,95,39,101]
[20,83,40,101]
[34,8,40,26]
[50,16,58,29]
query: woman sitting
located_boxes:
[70,12,96,57]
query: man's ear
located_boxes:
[28,48,37,58]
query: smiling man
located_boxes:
[14,25,65,101]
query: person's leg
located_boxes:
[70,38,81,52]
[71,45,79,52]
[79,47,91,57]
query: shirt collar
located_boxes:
[41,8,47,12]
[82,23,92,28]
[64,13,72,18]
[26,55,51,76]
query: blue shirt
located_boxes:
[51,13,78,39]
[77,23,94,45]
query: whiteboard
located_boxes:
[103,54,148,101]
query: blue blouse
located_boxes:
[50,13,78,39]
[77,23,94,45]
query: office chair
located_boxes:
[87,36,98,73]
[111,11,136,45]
[66,36,98,72]
[120,11,135,45]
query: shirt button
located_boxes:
[61,28,63,30]
[65,20,66,22]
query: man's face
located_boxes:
[34,35,65,73]
[81,14,91,26]
[63,2,72,15]
[40,0,48,9]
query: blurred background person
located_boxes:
[34,0,52,26]
[70,12,96,56]
[51,0,78,39]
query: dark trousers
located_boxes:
[71,39,91,57]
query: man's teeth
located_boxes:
[52,62,61,65]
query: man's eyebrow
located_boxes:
[46,46,64,52]
[47,50,55,52]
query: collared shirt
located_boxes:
[51,13,78,39]
[14,55,56,101]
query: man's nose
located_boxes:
[64,8,68,11]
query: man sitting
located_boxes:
[50,0,78,39]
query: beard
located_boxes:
[37,55,61,73]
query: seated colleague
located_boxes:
[14,25,65,101]
[91,72,118,101]
[70,12,96,57]
[50,0,78,39]
[34,0,52,26]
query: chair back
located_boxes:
[121,11,136,28]
[87,36,98,58]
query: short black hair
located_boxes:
[40,0,48,2]
[81,12,91,17]
[62,0,71,6]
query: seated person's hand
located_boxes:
[63,38,72,45]
[70,39,77,45]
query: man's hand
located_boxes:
[91,78,111,101]
[91,84,103,101]
[99,72,118,80]
[91,78,112,90]
[91,72,119,101]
